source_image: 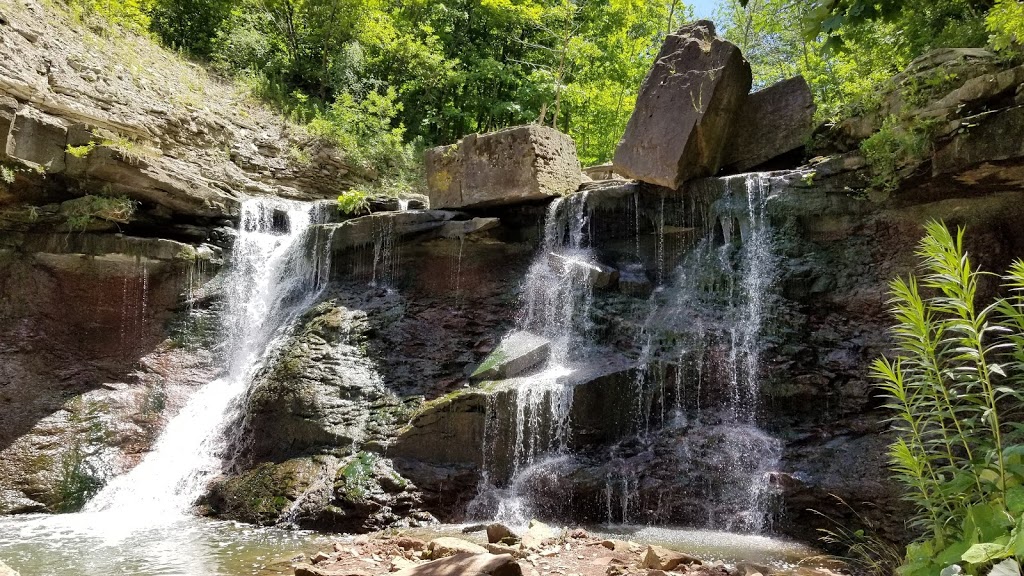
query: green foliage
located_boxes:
[0,165,14,185]
[812,498,904,576]
[988,0,1024,52]
[66,142,95,159]
[62,194,138,231]
[67,0,152,34]
[721,0,1000,125]
[875,222,1024,575]
[149,0,232,56]
[337,189,369,215]
[98,133,155,165]
[71,0,682,171]
[54,445,103,513]
[860,116,936,193]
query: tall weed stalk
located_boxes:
[875,221,1024,576]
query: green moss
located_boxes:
[335,452,377,502]
[211,461,308,524]
[166,308,219,350]
[471,349,508,379]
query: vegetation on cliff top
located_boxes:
[62,0,692,172]
[721,0,1024,123]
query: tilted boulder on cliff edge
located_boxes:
[721,75,816,172]
[612,20,752,189]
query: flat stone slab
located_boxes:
[392,552,517,576]
[613,20,751,189]
[547,252,619,289]
[471,331,551,381]
[425,125,581,209]
[722,75,815,172]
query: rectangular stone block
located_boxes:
[7,106,67,173]
[722,75,816,172]
[425,125,581,209]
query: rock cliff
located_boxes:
[4,7,1024,559]
[0,0,356,513]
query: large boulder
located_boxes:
[722,76,815,172]
[6,107,67,173]
[425,125,581,209]
[613,20,751,189]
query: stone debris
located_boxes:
[283,521,842,576]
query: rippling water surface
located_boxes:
[0,513,331,576]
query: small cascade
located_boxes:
[118,262,149,357]
[85,197,332,520]
[471,193,599,525]
[349,217,401,287]
[629,173,783,533]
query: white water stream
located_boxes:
[85,198,331,521]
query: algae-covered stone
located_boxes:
[425,125,581,209]
[471,331,551,381]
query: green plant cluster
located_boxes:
[62,194,138,231]
[336,189,369,215]
[54,444,104,513]
[875,221,1024,576]
[860,116,937,193]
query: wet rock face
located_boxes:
[425,125,581,209]
[0,244,220,513]
[613,21,752,189]
[211,225,538,528]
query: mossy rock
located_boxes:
[207,458,319,525]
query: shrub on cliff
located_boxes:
[875,221,1024,576]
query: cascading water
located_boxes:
[85,197,331,519]
[471,193,598,525]
[627,173,783,533]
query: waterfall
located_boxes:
[631,173,782,533]
[470,194,597,525]
[85,197,331,518]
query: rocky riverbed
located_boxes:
[286,521,842,576]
